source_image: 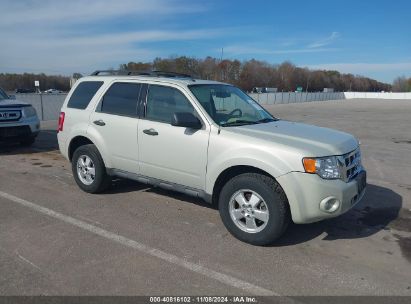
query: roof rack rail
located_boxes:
[90,70,193,78]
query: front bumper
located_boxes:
[277,170,366,224]
[0,117,40,142]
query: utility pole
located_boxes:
[220,48,224,81]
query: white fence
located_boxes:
[249,92,411,105]
[249,92,345,105]
[343,92,411,99]
[13,93,66,121]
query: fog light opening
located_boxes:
[320,197,340,213]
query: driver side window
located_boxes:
[145,85,195,124]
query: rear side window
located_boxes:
[67,81,103,109]
[100,82,141,116]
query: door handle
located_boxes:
[93,120,106,126]
[143,128,159,136]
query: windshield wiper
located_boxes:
[256,118,277,124]
[221,118,277,127]
[220,120,258,127]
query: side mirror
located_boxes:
[171,112,202,129]
[9,95,16,100]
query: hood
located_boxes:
[224,120,359,157]
[0,99,30,108]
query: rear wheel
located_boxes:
[72,144,111,193]
[218,173,290,246]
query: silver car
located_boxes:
[0,87,40,146]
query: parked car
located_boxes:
[57,70,366,245]
[261,87,278,93]
[15,88,36,94]
[44,89,63,94]
[0,87,40,146]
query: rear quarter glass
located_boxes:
[67,81,103,109]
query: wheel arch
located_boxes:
[211,165,289,207]
[68,136,94,161]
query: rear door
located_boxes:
[89,81,142,173]
[138,84,210,190]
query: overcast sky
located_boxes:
[1,0,410,83]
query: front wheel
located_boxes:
[218,173,290,246]
[72,144,111,193]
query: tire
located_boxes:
[71,144,111,193]
[20,137,35,146]
[218,173,290,246]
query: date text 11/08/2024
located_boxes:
[149,296,258,303]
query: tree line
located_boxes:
[1,57,403,93]
[120,57,392,92]
[0,73,71,92]
[392,76,411,92]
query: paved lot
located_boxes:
[0,99,411,296]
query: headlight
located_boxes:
[303,156,342,179]
[24,106,37,118]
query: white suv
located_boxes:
[57,71,366,245]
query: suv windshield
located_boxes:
[189,84,277,126]
[0,88,9,101]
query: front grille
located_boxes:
[340,148,362,182]
[0,110,22,122]
[0,126,31,139]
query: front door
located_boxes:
[138,84,209,190]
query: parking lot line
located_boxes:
[0,190,277,296]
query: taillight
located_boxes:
[58,112,65,132]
